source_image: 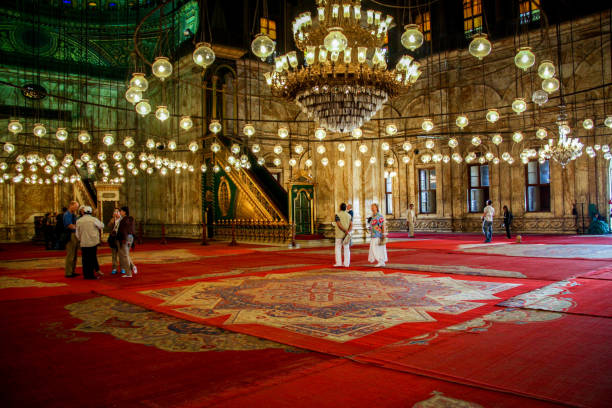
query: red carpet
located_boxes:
[2,237,611,407]
[0,293,331,408]
[199,359,561,408]
[355,312,612,408]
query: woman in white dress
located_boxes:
[368,203,388,267]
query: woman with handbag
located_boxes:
[368,203,388,267]
[107,208,121,274]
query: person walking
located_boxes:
[482,200,495,243]
[407,203,416,238]
[368,203,388,267]
[75,206,104,280]
[63,201,80,278]
[333,203,352,267]
[117,206,137,277]
[107,208,121,274]
[502,205,513,239]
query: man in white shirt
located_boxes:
[482,200,495,243]
[334,203,352,267]
[76,206,105,279]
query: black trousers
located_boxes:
[81,246,98,279]
[505,223,511,239]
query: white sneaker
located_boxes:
[375,263,385,267]
[333,264,342,267]
[132,265,138,275]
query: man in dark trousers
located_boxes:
[502,205,513,239]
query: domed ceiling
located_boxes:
[0,0,199,79]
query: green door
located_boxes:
[294,190,312,235]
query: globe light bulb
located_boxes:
[492,134,503,145]
[209,119,222,134]
[78,130,90,144]
[542,77,560,93]
[274,158,282,166]
[123,136,135,148]
[211,142,221,153]
[8,120,23,134]
[448,138,458,148]
[514,47,535,71]
[135,99,151,116]
[486,109,499,123]
[294,144,304,154]
[189,141,199,152]
[512,98,527,114]
[468,34,492,60]
[352,128,362,138]
[129,73,148,92]
[604,116,612,128]
[583,119,594,130]
[471,136,481,146]
[273,145,283,155]
[179,116,193,130]
[401,24,423,51]
[337,143,346,152]
[251,144,261,153]
[125,87,142,104]
[536,128,548,139]
[456,115,468,129]
[425,140,435,149]
[33,123,46,137]
[155,105,170,121]
[251,33,275,61]
[102,133,115,146]
[359,144,368,154]
[385,124,397,135]
[168,140,177,150]
[537,60,555,79]
[4,142,15,153]
[289,158,297,167]
[55,128,68,141]
[231,144,240,155]
[512,131,524,143]
[421,118,434,132]
[354,159,362,167]
[381,142,390,151]
[152,57,173,81]
[316,145,326,154]
[532,89,549,106]
[314,127,326,140]
[193,42,215,68]
[277,126,289,139]
[402,141,412,151]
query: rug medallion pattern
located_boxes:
[66,296,298,352]
[141,269,520,342]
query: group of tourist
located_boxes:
[334,202,388,268]
[333,200,516,267]
[63,201,137,280]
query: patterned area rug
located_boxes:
[458,244,612,259]
[138,268,521,343]
[66,296,297,352]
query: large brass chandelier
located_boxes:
[541,122,583,168]
[265,0,421,134]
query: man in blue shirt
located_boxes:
[64,201,80,277]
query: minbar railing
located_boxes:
[213,219,292,243]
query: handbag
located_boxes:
[108,233,117,249]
